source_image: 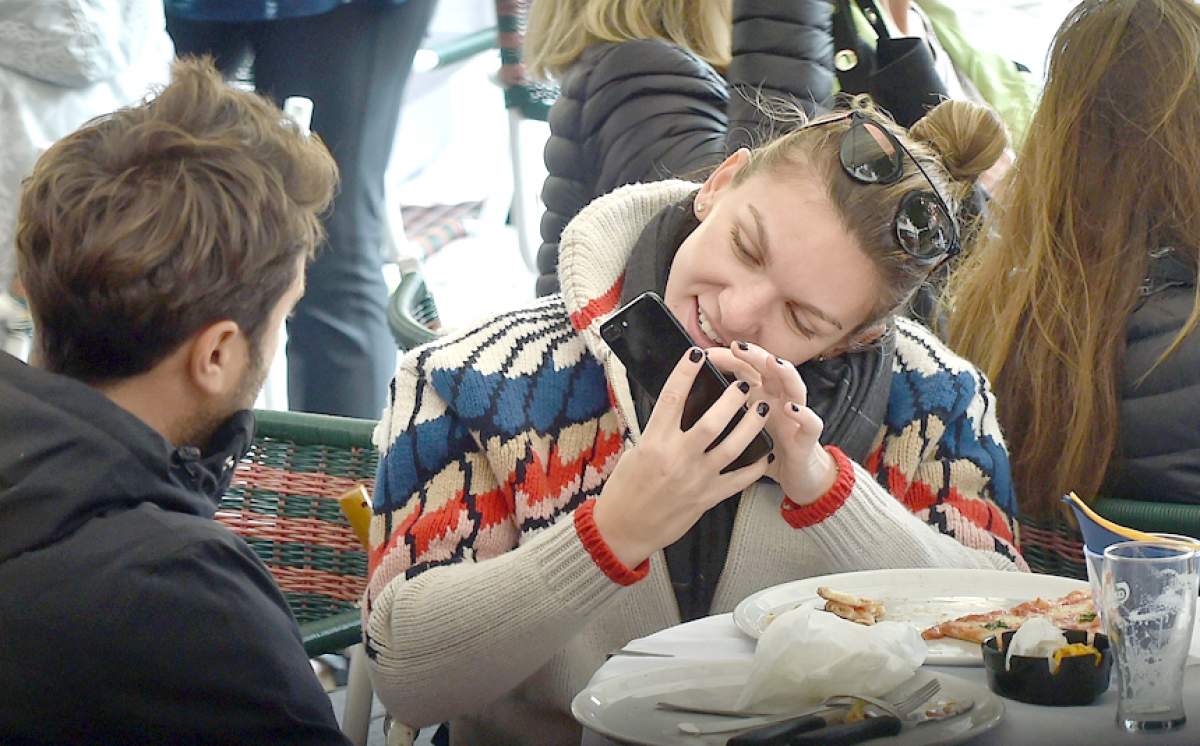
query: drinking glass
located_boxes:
[1101,540,1199,732]
[1085,533,1197,626]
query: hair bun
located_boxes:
[909,99,1008,183]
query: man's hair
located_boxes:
[15,57,338,383]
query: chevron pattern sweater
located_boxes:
[364,181,1027,744]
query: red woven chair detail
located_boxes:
[1017,510,1086,579]
[216,412,379,627]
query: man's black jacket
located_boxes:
[0,352,349,744]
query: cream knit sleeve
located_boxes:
[363,343,640,728]
[776,319,1027,573]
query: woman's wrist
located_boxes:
[784,445,840,506]
[591,497,653,569]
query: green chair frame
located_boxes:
[387,269,441,352]
[217,409,379,744]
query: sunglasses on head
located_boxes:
[809,110,960,266]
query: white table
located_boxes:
[581,613,1200,746]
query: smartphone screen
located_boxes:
[600,292,773,472]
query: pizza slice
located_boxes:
[817,586,885,625]
[922,589,1101,643]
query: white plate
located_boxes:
[733,568,1089,666]
[572,660,1004,746]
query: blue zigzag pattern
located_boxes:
[374,354,611,513]
[886,367,1015,515]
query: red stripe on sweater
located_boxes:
[476,487,514,530]
[522,429,624,506]
[880,464,1016,545]
[410,491,467,559]
[569,276,623,331]
[573,499,649,585]
[781,446,855,528]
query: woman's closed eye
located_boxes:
[730,227,761,266]
[788,307,817,339]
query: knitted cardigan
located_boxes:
[364,180,1027,744]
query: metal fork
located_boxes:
[674,677,940,736]
[826,677,941,719]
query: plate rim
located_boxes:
[732,568,1088,658]
[572,658,1005,746]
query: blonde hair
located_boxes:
[526,0,731,79]
[945,0,1200,516]
[737,97,1005,335]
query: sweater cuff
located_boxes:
[780,446,856,529]
[573,499,650,586]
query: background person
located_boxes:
[164,0,438,419]
[363,98,1024,744]
[526,0,837,297]
[945,0,1200,514]
[0,0,173,358]
[0,59,347,744]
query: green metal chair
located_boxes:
[387,269,441,352]
[497,0,559,271]
[1019,498,1200,579]
[217,409,379,745]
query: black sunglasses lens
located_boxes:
[896,191,956,260]
[839,121,902,184]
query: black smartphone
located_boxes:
[599,291,773,473]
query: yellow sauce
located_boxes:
[1051,643,1102,673]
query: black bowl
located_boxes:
[981,629,1112,706]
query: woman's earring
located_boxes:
[694,199,706,218]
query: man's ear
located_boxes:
[694,147,750,220]
[185,320,244,397]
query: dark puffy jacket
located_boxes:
[0,353,349,744]
[536,0,835,296]
[1109,249,1200,504]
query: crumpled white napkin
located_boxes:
[734,604,927,713]
[1005,616,1067,671]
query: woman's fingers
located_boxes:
[642,347,706,437]
[769,354,809,409]
[704,347,762,386]
[728,341,809,408]
[710,448,773,507]
[782,399,824,450]
[684,377,755,450]
[705,396,772,470]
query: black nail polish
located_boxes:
[767,452,776,464]
[688,348,703,363]
[789,402,801,413]
[756,401,770,417]
[736,380,750,394]
[776,356,787,366]
[737,341,750,351]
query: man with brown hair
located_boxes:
[0,58,351,744]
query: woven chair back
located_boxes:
[216,411,379,625]
[1017,511,1086,579]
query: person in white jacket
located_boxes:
[0,0,173,357]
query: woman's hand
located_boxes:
[592,348,773,568]
[706,341,839,506]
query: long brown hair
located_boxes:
[945,0,1200,516]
